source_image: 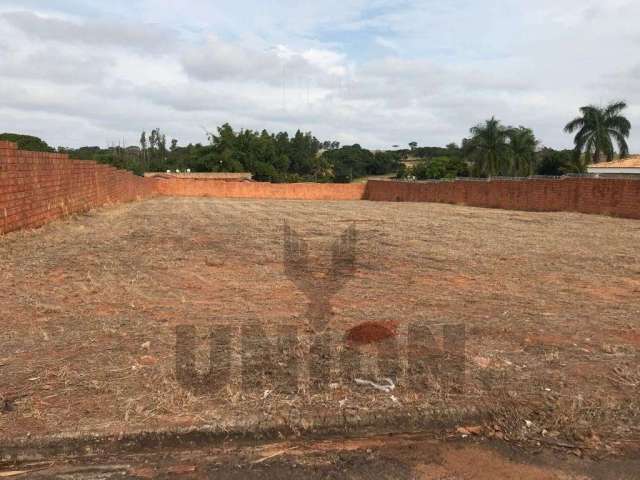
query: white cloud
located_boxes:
[180,36,347,89]
[0,1,638,152]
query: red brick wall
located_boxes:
[0,141,156,234]
[4,137,639,235]
[365,178,640,219]
[153,177,367,201]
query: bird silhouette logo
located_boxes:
[283,221,356,332]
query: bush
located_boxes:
[411,156,469,180]
[535,148,576,176]
[0,133,54,152]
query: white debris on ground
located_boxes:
[354,378,395,393]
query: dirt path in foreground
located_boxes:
[3,433,640,479]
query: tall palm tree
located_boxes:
[564,101,631,164]
[508,126,538,176]
[465,117,511,176]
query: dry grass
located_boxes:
[1,197,639,452]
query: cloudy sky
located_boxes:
[0,0,638,150]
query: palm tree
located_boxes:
[508,127,538,176]
[465,117,512,176]
[564,155,589,174]
[564,101,631,164]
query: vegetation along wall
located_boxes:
[0,141,156,234]
[153,177,367,201]
[365,178,640,219]
[3,138,640,236]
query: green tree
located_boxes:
[412,157,448,179]
[507,127,538,176]
[139,131,148,171]
[464,117,512,176]
[564,101,631,163]
[535,148,583,176]
[289,130,321,175]
[0,133,53,152]
[321,144,373,182]
[395,163,408,179]
[411,156,469,180]
[366,151,401,175]
[536,149,569,176]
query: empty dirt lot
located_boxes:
[1,197,639,466]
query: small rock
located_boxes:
[466,425,483,435]
[457,425,482,436]
[473,356,491,369]
[601,344,617,354]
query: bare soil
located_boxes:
[1,197,639,460]
[3,433,640,479]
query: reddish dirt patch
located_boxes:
[345,321,398,345]
[604,328,640,347]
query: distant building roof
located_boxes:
[144,172,252,181]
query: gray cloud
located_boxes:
[0,1,638,152]
[137,83,254,113]
[0,49,114,84]
[1,10,176,54]
[180,37,345,88]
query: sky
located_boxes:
[0,0,639,150]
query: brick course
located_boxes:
[364,178,640,219]
[0,141,156,234]
[153,177,367,201]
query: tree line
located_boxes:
[400,101,632,180]
[0,101,631,183]
[15,124,398,183]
